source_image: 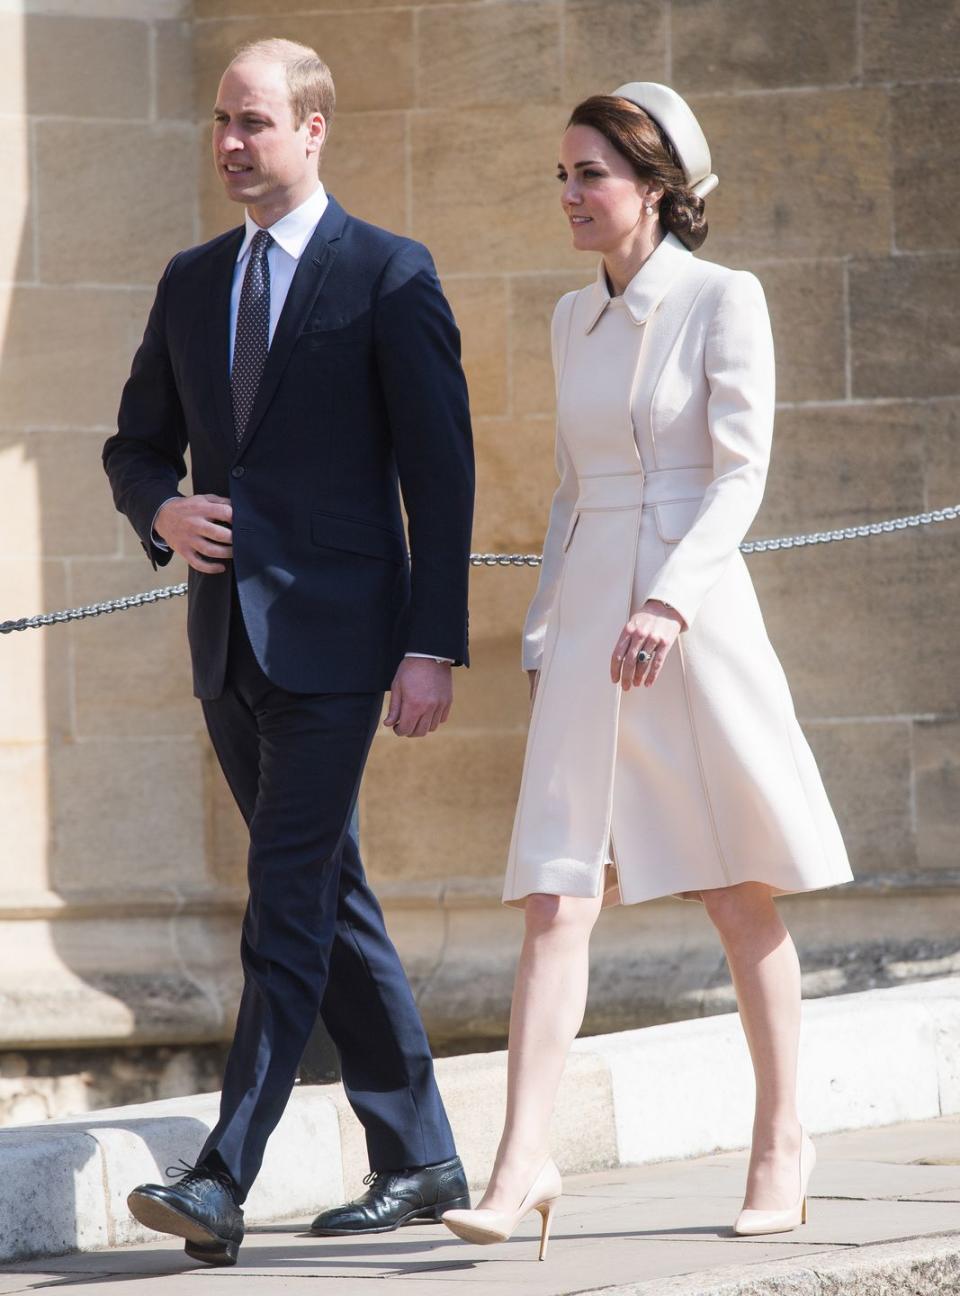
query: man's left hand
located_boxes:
[384,658,453,738]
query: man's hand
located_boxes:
[155,494,233,574]
[384,658,453,738]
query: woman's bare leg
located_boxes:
[478,891,604,1211]
[701,881,804,1210]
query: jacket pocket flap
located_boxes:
[654,499,703,543]
[311,512,406,563]
[561,510,581,552]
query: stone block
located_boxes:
[195,0,453,13]
[803,720,915,877]
[0,125,32,284]
[418,1,561,109]
[511,271,592,416]
[0,1128,108,1262]
[0,431,119,559]
[0,15,149,119]
[0,746,50,893]
[193,11,414,118]
[453,634,532,732]
[914,718,960,872]
[322,112,407,234]
[564,0,667,105]
[361,728,526,882]
[36,122,195,286]
[68,558,198,740]
[0,285,154,429]
[892,83,960,252]
[758,260,846,403]
[672,0,857,92]
[468,559,540,643]
[474,415,563,551]
[752,522,960,720]
[48,736,208,892]
[0,558,69,745]
[755,403,927,540]
[154,18,194,121]
[443,278,508,418]
[861,0,960,80]
[850,254,960,398]
[690,89,892,261]
[411,105,579,275]
[799,989,942,1131]
[924,400,960,510]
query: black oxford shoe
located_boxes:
[128,1160,244,1266]
[310,1155,470,1235]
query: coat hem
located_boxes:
[502,868,856,910]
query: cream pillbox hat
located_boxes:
[611,82,718,198]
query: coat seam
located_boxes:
[676,634,732,885]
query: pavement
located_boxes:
[0,1117,958,1295]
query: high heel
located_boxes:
[733,1128,816,1236]
[442,1158,562,1260]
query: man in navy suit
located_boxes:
[103,38,474,1266]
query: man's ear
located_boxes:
[306,112,327,157]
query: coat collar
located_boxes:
[584,232,691,333]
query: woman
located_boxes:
[443,83,853,1259]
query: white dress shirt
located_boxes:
[152,182,449,664]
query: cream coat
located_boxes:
[502,233,853,908]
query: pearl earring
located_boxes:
[644,202,654,215]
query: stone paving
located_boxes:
[1,1117,958,1294]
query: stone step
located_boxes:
[0,976,957,1266]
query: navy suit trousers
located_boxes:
[197,595,455,1198]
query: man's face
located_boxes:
[212,58,323,209]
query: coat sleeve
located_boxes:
[521,293,579,672]
[642,270,775,627]
[373,239,475,666]
[102,255,188,571]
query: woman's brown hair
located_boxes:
[567,95,708,250]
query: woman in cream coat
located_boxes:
[444,84,853,1257]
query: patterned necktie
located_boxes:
[231,227,272,445]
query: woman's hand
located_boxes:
[610,600,686,690]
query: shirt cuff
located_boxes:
[405,653,454,664]
[150,497,180,551]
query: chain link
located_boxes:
[2,504,957,635]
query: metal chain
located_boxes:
[2,504,957,635]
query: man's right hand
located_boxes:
[155,494,234,574]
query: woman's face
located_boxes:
[557,124,656,254]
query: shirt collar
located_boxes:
[237,182,329,263]
[584,232,691,333]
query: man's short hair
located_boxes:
[231,38,335,128]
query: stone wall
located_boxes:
[1,0,958,1116]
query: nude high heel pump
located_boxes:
[441,1158,562,1261]
[733,1129,816,1236]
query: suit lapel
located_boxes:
[233,196,348,462]
[204,226,245,454]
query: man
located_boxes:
[103,38,474,1267]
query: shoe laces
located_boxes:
[166,1158,238,1200]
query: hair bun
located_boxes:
[659,190,708,250]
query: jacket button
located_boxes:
[231,466,245,479]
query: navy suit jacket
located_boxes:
[103,197,475,700]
